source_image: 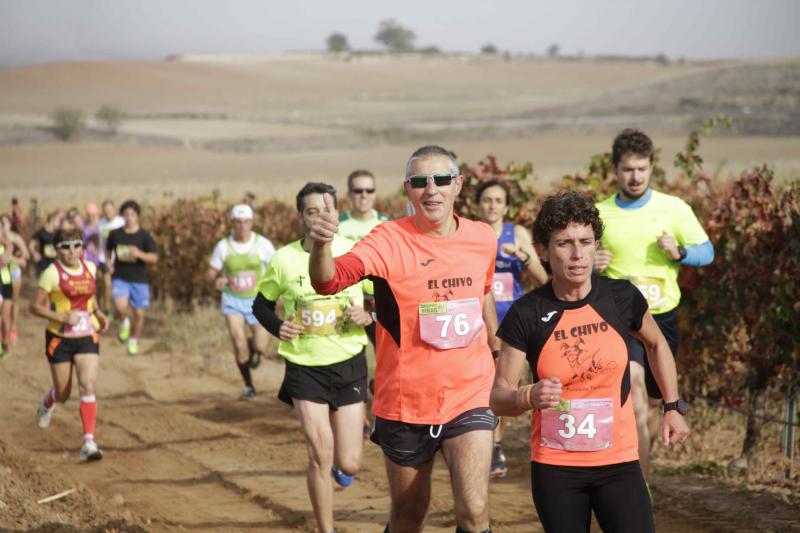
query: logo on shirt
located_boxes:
[420,259,435,266]
[541,311,557,322]
[560,337,617,385]
[296,275,306,286]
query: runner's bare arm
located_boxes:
[514,225,548,287]
[129,246,158,265]
[309,192,339,283]
[28,238,41,263]
[205,266,227,291]
[92,296,109,333]
[29,287,74,324]
[482,291,500,352]
[491,342,562,416]
[630,311,690,446]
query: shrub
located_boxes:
[96,105,124,134]
[50,107,86,141]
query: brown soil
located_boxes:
[1,297,798,533]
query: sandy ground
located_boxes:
[1,298,798,533]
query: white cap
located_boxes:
[231,204,253,220]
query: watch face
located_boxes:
[676,399,689,415]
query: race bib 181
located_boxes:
[228,271,256,293]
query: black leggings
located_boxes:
[531,461,654,533]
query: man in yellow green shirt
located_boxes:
[252,182,372,533]
[595,128,713,481]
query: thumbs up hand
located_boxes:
[308,192,339,245]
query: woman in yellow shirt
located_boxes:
[30,227,109,462]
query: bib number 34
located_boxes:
[540,398,613,452]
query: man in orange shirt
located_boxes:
[309,145,499,533]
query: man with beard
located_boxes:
[594,128,712,481]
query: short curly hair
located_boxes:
[533,190,603,247]
[612,128,654,166]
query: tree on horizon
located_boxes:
[326,33,350,53]
[374,19,415,53]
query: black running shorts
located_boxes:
[278,350,367,410]
[371,407,498,467]
[531,460,654,533]
[628,308,679,398]
[45,330,100,364]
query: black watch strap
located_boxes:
[663,399,688,415]
[676,245,687,262]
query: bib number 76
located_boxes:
[435,312,470,338]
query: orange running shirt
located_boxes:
[349,216,497,425]
[498,275,648,467]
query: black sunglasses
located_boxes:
[57,240,83,250]
[405,173,456,189]
[350,188,375,194]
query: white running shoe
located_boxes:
[79,440,104,462]
[36,403,55,429]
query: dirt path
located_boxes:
[1,304,798,532]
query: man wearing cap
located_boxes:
[207,204,276,398]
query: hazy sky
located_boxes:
[1,0,798,68]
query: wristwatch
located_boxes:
[675,246,687,262]
[662,399,689,415]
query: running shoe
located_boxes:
[36,403,55,428]
[490,443,508,479]
[240,386,256,399]
[331,466,354,488]
[126,338,138,356]
[0,342,4,360]
[79,440,104,462]
[118,319,130,343]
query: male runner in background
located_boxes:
[107,200,158,356]
[207,204,275,398]
[252,182,371,533]
[595,128,712,480]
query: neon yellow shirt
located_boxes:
[257,236,368,366]
[338,209,389,296]
[596,190,709,313]
[338,209,389,242]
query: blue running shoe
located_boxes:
[331,466,354,488]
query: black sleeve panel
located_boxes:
[609,278,648,331]
[252,292,282,339]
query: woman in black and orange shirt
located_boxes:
[30,227,109,462]
[490,190,689,533]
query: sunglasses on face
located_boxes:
[405,173,457,189]
[57,240,83,250]
[350,188,375,195]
